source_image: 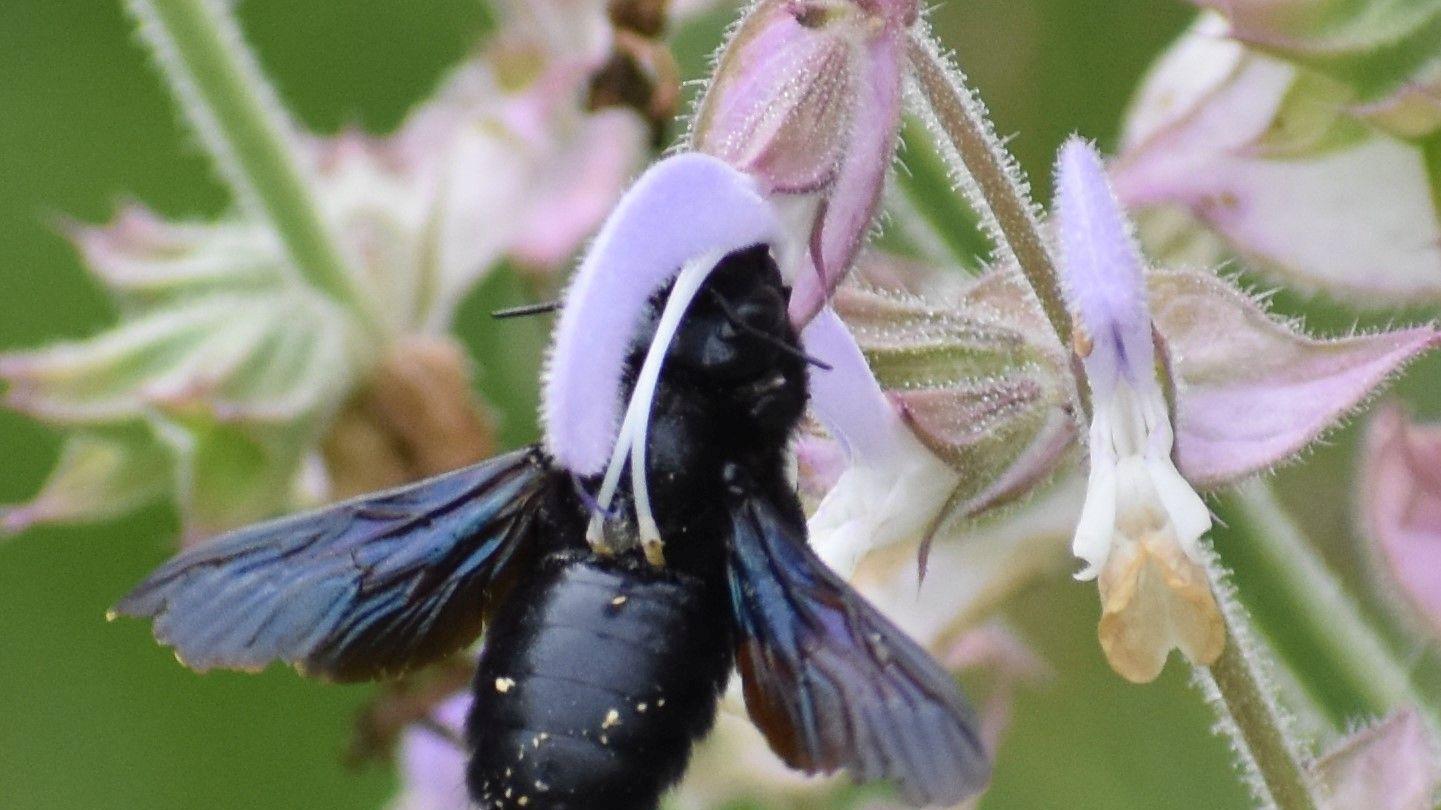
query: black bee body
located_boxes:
[114,244,988,810]
[469,246,804,809]
[468,550,732,810]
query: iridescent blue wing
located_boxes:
[112,447,551,683]
[724,470,991,806]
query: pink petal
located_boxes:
[1361,405,1441,637]
[541,153,782,475]
[692,0,907,326]
[1313,709,1440,810]
[1148,269,1440,487]
[694,3,853,194]
[509,109,648,269]
[788,29,905,326]
[1113,19,1441,305]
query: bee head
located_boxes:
[666,245,796,382]
[541,153,786,479]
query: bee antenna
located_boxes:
[492,300,562,319]
[705,288,833,371]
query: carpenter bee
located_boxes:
[112,155,989,809]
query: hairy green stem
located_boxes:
[1199,624,1323,810]
[903,32,1075,361]
[1219,480,1432,727]
[125,0,383,332]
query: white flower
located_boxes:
[1055,137,1223,683]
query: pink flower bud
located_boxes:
[692,0,914,325]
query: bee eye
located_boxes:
[730,292,786,335]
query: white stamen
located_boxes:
[586,252,724,554]
[1072,377,1210,581]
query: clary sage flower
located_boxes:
[1312,709,1441,810]
[800,135,1439,683]
[1361,404,1441,640]
[0,0,661,540]
[1115,12,1441,306]
[1054,137,1222,683]
[802,272,1076,576]
[692,0,916,324]
[386,694,471,810]
[1192,0,1441,139]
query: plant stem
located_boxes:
[1219,480,1433,727]
[125,0,383,333]
[903,32,1075,361]
[1199,624,1323,810]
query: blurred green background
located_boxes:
[0,1,1286,807]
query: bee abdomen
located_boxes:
[467,552,733,810]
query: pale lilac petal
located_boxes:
[390,694,472,810]
[1361,405,1441,636]
[1147,269,1440,486]
[1053,137,1155,400]
[802,305,967,572]
[787,30,906,325]
[1313,709,1440,810]
[542,153,781,475]
[800,305,909,463]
